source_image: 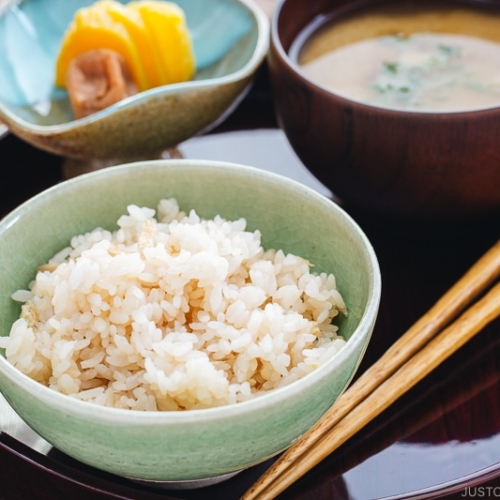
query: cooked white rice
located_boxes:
[0,199,347,411]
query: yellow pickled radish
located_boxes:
[128,1,195,85]
[55,0,195,91]
[55,1,148,91]
[99,0,163,88]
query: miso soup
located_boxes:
[295,3,500,112]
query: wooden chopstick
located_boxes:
[242,239,500,500]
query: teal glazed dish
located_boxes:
[0,160,381,484]
[0,0,269,160]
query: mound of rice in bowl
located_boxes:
[0,199,347,411]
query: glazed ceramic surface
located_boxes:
[269,0,500,220]
[0,160,380,481]
[0,0,269,159]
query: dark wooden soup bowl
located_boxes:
[269,0,500,220]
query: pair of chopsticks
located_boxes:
[243,239,500,500]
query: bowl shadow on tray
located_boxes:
[0,0,269,178]
[43,445,279,499]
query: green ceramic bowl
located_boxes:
[0,160,381,484]
[0,0,269,161]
